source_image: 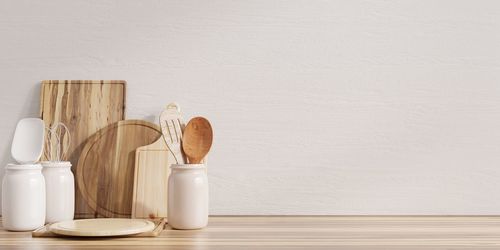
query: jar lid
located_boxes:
[170,164,206,169]
[40,161,72,168]
[6,163,42,170]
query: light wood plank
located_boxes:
[132,137,172,220]
[2,216,500,249]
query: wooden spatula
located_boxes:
[182,117,213,164]
[159,103,185,164]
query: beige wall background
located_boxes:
[1,0,500,215]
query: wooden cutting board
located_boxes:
[49,219,155,237]
[132,136,173,219]
[40,80,126,218]
[77,120,162,218]
[32,219,166,238]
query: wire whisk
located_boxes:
[44,122,71,162]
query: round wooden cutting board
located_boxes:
[77,120,162,218]
[49,218,155,237]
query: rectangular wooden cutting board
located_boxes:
[40,80,126,218]
[132,137,172,219]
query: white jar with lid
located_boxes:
[168,164,208,229]
[2,164,46,231]
[41,161,74,223]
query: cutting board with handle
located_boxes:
[77,120,161,218]
[132,104,184,220]
[40,80,126,218]
[132,136,173,219]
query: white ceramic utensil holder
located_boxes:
[42,161,74,223]
[2,164,46,231]
[168,164,208,230]
[2,118,46,231]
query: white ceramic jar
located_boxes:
[2,164,46,231]
[41,161,74,223]
[168,164,208,230]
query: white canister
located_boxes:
[168,164,208,230]
[41,161,74,223]
[2,164,46,231]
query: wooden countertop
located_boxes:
[2,216,500,249]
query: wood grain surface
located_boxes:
[77,120,161,218]
[3,216,500,249]
[40,80,126,218]
[132,137,172,219]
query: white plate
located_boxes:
[49,219,155,237]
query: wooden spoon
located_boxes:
[182,117,213,164]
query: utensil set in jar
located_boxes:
[1,80,214,235]
[158,104,213,230]
[2,118,75,231]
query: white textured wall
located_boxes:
[1,0,500,215]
